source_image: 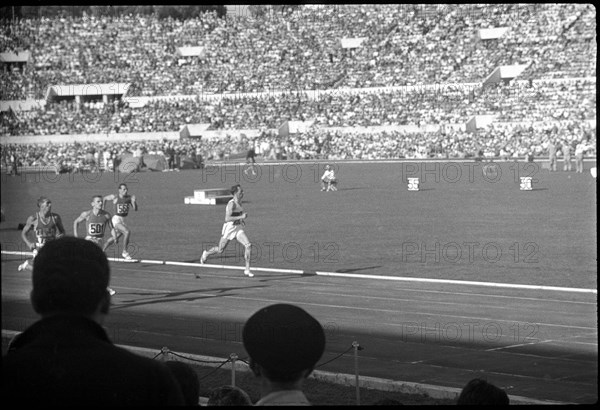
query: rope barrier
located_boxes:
[150,342,365,400]
[314,344,354,368]
[168,350,229,365]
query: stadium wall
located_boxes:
[0,131,180,145]
[324,124,454,134]
[2,118,595,146]
[120,83,482,106]
[178,125,261,141]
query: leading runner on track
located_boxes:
[200,184,253,277]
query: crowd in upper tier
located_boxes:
[1,78,595,137]
[0,3,596,166]
[0,3,595,100]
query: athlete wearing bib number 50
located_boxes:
[102,183,138,260]
[73,195,118,296]
[18,196,66,272]
[73,195,117,250]
[200,184,253,277]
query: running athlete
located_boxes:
[102,183,138,260]
[73,195,117,250]
[18,196,66,271]
[200,184,253,277]
[73,195,118,295]
[243,142,257,176]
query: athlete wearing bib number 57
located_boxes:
[102,183,138,260]
[201,184,253,277]
[17,196,66,272]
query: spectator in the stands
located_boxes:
[1,236,185,405]
[164,360,201,406]
[242,303,326,405]
[207,385,253,406]
[456,378,510,405]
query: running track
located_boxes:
[2,252,597,404]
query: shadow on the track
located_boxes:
[110,285,268,309]
[138,263,165,268]
[335,265,382,273]
[257,274,309,282]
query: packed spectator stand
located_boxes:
[0,4,596,170]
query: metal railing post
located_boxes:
[352,341,361,406]
[229,353,238,386]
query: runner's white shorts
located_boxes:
[111,215,127,227]
[221,223,245,241]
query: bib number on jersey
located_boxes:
[88,223,104,235]
[117,203,129,214]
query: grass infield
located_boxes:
[1,160,596,289]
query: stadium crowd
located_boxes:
[1,78,595,136]
[0,3,595,100]
[0,3,596,167]
[2,118,595,172]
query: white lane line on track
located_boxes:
[514,339,600,347]
[485,339,559,351]
[146,258,598,294]
[314,271,597,294]
[378,315,597,332]
[2,251,596,294]
[114,265,596,305]
[139,259,166,264]
[161,260,304,274]
[209,159,599,166]
[309,290,597,307]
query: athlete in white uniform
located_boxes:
[575,140,589,173]
[321,165,337,191]
[18,196,66,271]
[201,184,253,277]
